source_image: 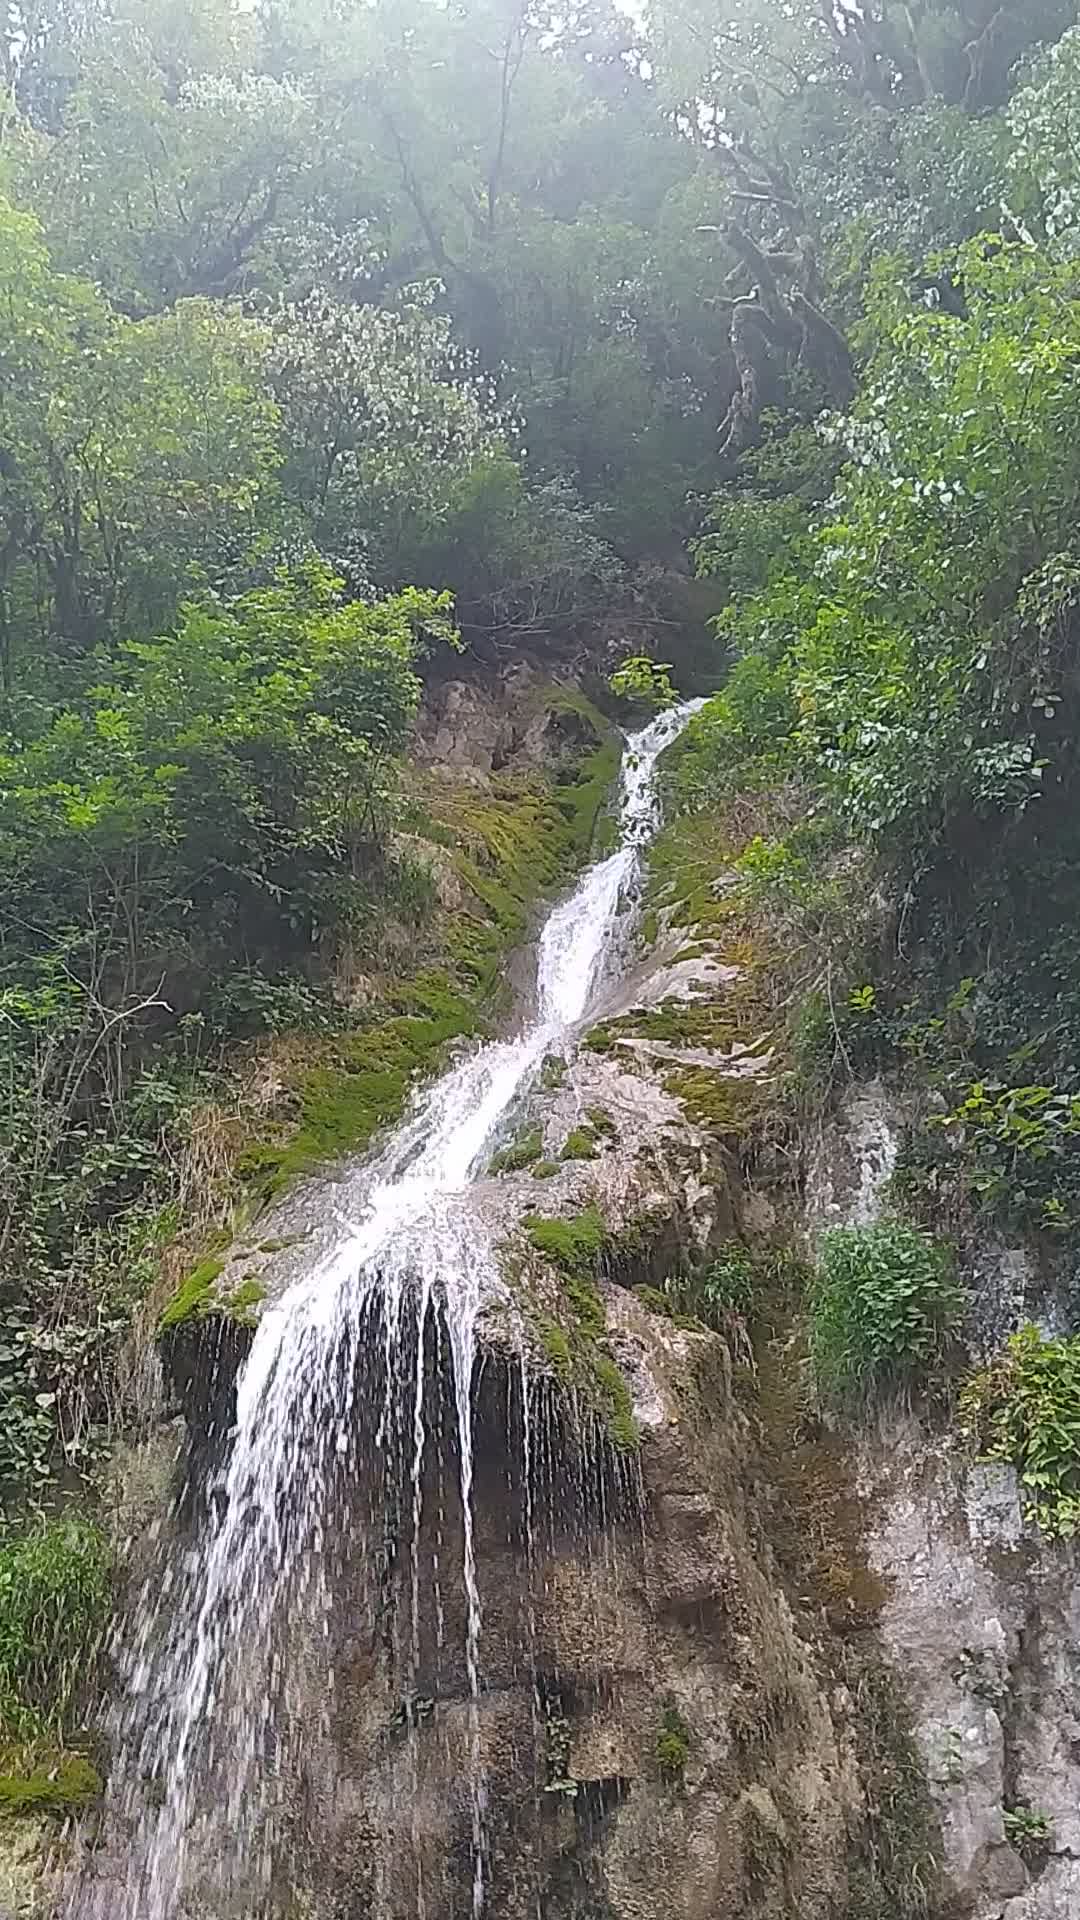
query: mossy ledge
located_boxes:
[0,1751,101,1815]
[585,801,785,1138]
[523,1208,638,1451]
[159,1255,266,1333]
[490,1126,544,1175]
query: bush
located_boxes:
[0,1513,112,1740]
[809,1219,963,1406]
[959,1325,1080,1539]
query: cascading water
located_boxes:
[68,700,700,1920]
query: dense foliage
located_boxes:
[960,1326,1080,1537]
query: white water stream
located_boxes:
[69,700,699,1920]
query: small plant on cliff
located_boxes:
[809,1220,963,1407]
[934,1080,1080,1232]
[1003,1805,1051,1857]
[654,1704,691,1784]
[542,1702,577,1797]
[959,1325,1080,1539]
[699,1246,756,1318]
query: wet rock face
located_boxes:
[414,664,569,778]
[292,1306,863,1920]
[814,1083,1080,1920]
[143,843,897,1920]
[868,1429,1080,1920]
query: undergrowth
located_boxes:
[0,1513,111,1743]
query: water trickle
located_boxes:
[68,700,701,1920]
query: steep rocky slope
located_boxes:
[12,673,1080,1920]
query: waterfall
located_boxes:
[68,700,700,1920]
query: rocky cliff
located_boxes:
[16,674,1080,1920]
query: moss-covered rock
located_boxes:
[0,1751,101,1815]
[240,997,478,1202]
[158,1255,227,1330]
[522,1209,638,1450]
[159,1258,267,1332]
[525,1208,607,1276]
[559,1126,598,1161]
[490,1127,544,1175]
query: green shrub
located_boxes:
[934,1081,1080,1231]
[809,1220,962,1406]
[959,1325,1080,1538]
[0,1514,112,1740]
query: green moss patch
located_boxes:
[0,1752,101,1815]
[524,1208,638,1450]
[663,1065,768,1136]
[646,808,740,943]
[224,1277,266,1325]
[531,1159,560,1180]
[159,1254,269,1333]
[590,1350,637,1450]
[525,1208,607,1275]
[159,1255,227,1330]
[237,996,477,1203]
[429,690,619,1002]
[560,1126,598,1161]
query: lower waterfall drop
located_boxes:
[67,700,700,1920]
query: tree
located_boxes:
[19,22,325,311]
[271,284,517,592]
[0,197,280,678]
[1008,26,1080,254]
